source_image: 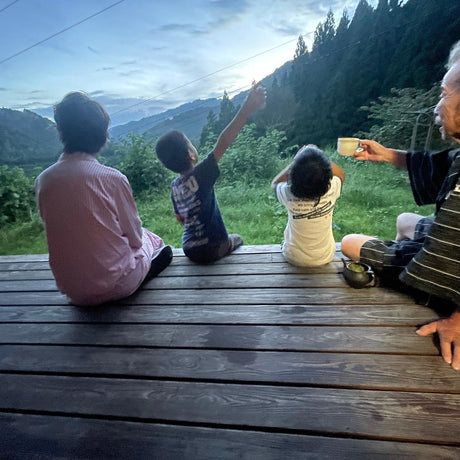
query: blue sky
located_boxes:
[0,0,373,124]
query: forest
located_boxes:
[1,0,459,252]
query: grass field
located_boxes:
[0,149,434,255]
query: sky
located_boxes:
[0,0,376,125]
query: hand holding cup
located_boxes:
[337,137,362,156]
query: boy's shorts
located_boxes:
[359,217,433,272]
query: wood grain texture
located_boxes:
[0,304,439,324]
[1,345,458,392]
[1,374,460,443]
[3,413,459,460]
[0,245,457,458]
[0,323,441,354]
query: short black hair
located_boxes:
[155,130,192,173]
[54,92,110,154]
[289,147,332,200]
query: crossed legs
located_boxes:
[341,212,423,261]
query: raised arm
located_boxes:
[271,164,291,191]
[356,139,407,169]
[331,161,345,183]
[212,84,266,163]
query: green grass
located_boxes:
[0,148,435,255]
[0,216,48,255]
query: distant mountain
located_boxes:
[108,61,291,143]
[109,98,221,142]
[0,109,61,166]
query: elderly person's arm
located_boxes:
[417,309,460,371]
[355,139,407,169]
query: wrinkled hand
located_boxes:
[246,83,266,111]
[416,310,460,370]
[354,139,392,162]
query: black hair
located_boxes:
[155,130,192,173]
[289,147,332,200]
[54,92,110,154]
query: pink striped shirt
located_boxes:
[35,153,163,305]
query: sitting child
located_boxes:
[271,145,345,267]
[35,92,172,306]
[155,84,266,263]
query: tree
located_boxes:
[218,125,286,184]
[294,35,308,60]
[216,91,237,133]
[118,134,172,196]
[312,10,335,53]
[357,85,450,150]
[199,109,218,149]
[0,165,35,226]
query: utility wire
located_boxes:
[0,0,20,14]
[109,36,300,117]
[110,9,437,139]
[111,84,251,139]
[109,4,442,119]
[0,0,126,65]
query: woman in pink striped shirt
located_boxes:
[35,92,172,306]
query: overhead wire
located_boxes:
[0,0,126,65]
[110,84,251,140]
[110,10,430,140]
[0,0,20,14]
[108,5,434,121]
[109,36,301,117]
[4,2,449,139]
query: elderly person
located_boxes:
[35,92,172,306]
[341,40,460,371]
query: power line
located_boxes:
[108,6,430,119]
[0,0,126,65]
[109,9,436,140]
[109,37,300,117]
[0,0,20,14]
[110,84,251,140]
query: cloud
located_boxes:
[96,66,116,72]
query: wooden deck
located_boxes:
[1,244,459,459]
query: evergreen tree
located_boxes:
[199,110,218,148]
[215,91,237,133]
[312,10,335,53]
[294,35,308,60]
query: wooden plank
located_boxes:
[0,304,439,325]
[3,413,459,460]
[0,252,342,271]
[0,245,281,261]
[0,287,417,306]
[1,374,460,443]
[0,261,51,271]
[0,262,345,281]
[0,273,349,292]
[1,346,458,392]
[0,323,441,354]
[0,270,53,281]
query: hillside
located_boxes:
[3,0,460,168]
[109,98,220,142]
[0,109,61,166]
[109,61,290,143]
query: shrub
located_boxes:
[219,125,286,184]
[118,134,173,196]
[0,165,35,226]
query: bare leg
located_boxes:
[341,234,377,261]
[395,213,423,240]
